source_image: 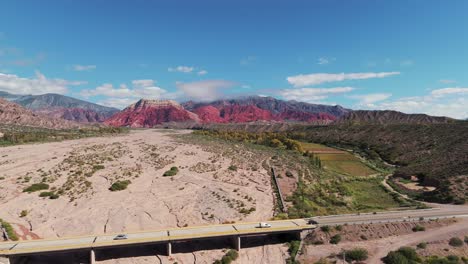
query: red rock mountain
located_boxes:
[105,97,349,127]
[0,98,81,129]
[104,99,199,128]
[183,96,346,123]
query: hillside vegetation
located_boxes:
[287,122,468,204]
[195,120,468,204]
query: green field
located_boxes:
[301,142,377,177]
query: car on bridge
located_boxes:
[113,234,128,240]
[257,222,272,228]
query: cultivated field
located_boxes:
[300,142,377,177]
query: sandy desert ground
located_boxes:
[0,129,289,264]
[298,218,468,263]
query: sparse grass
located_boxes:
[23,183,49,193]
[109,180,131,191]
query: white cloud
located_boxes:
[430,87,468,97]
[132,79,155,88]
[197,70,208,76]
[97,98,139,109]
[400,60,414,66]
[359,87,468,119]
[73,65,96,71]
[439,79,456,84]
[287,72,400,87]
[168,66,194,73]
[317,57,335,65]
[280,87,355,103]
[0,71,84,95]
[80,79,176,108]
[176,80,235,101]
[349,93,392,105]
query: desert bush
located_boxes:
[163,167,179,176]
[449,237,463,247]
[330,234,342,244]
[19,210,28,218]
[417,242,427,249]
[412,225,426,232]
[109,180,131,191]
[92,164,105,170]
[342,248,368,262]
[383,247,420,264]
[335,225,343,231]
[320,225,330,232]
[23,183,49,193]
[228,165,238,171]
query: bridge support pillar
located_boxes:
[90,249,95,264]
[167,242,172,256]
[294,231,305,241]
[232,235,241,251]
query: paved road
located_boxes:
[312,205,468,225]
[0,219,311,256]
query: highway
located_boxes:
[1,205,467,258]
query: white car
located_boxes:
[257,222,272,228]
[113,234,128,240]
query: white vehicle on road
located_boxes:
[257,222,272,228]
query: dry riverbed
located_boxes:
[0,129,288,264]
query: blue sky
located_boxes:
[0,0,467,118]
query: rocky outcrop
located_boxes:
[336,110,454,124]
[104,99,199,128]
[0,98,81,129]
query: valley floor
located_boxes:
[0,129,287,264]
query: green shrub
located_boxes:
[19,210,28,218]
[320,225,330,232]
[225,250,238,260]
[383,247,421,264]
[23,183,49,193]
[412,225,426,232]
[109,180,131,191]
[449,237,463,247]
[163,167,179,176]
[228,165,237,171]
[288,240,301,259]
[464,236,468,244]
[93,164,105,170]
[335,225,343,231]
[417,242,427,249]
[0,218,18,241]
[343,248,368,262]
[39,191,54,197]
[330,234,342,244]
[220,255,232,264]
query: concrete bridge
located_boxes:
[0,219,313,264]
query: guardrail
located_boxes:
[270,167,286,212]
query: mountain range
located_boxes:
[0,91,460,129]
[0,92,119,123]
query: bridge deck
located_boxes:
[0,219,312,256]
